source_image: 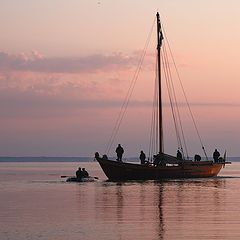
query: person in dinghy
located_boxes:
[65,167,96,182]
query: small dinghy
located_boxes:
[66,176,97,182]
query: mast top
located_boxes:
[156,12,164,48]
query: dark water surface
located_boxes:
[1,161,240,240]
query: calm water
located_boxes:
[1,161,240,240]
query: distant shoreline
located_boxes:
[0,156,239,162]
[0,157,93,162]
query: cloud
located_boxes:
[0,87,150,118]
[0,83,238,119]
[0,51,138,74]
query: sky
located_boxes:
[1,0,240,157]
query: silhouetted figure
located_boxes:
[139,150,146,164]
[102,154,108,160]
[177,150,182,160]
[194,154,201,161]
[213,149,220,162]
[116,144,124,162]
[153,152,163,166]
[82,168,89,177]
[95,152,100,160]
[76,167,83,179]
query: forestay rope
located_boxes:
[105,17,156,155]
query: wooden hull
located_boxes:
[96,158,225,180]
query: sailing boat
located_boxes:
[95,12,230,180]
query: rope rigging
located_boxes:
[148,55,159,161]
[105,16,156,155]
[162,26,208,160]
[105,14,208,161]
[148,18,207,160]
[162,43,189,159]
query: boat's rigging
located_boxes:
[105,16,156,155]
[148,42,189,161]
[149,13,189,161]
[148,55,160,161]
[162,43,189,159]
[105,12,208,159]
[162,27,208,160]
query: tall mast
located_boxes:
[156,12,163,154]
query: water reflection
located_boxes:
[116,183,123,221]
[93,178,228,240]
[158,183,165,240]
[1,162,239,240]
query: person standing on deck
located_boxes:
[116,144,124,162]
[213,149,220,162]
[177,150,182,160]
[139,150,146,164]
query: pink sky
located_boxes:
[1,1,240,157]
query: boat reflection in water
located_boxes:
[92,179,228,240]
